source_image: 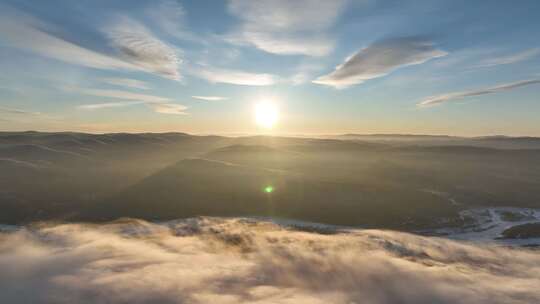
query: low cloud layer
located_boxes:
[0,218,539,304]
[418,79,540,107]
[314,37,447,88]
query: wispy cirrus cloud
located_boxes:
[228,31,334,57]
[192,96,228,101]
[226,0,347,56]
[189,66,276,86]
[72,88,187,115]
[0,105,63,125]
[100,78,150,90]
[474,48,540,69]
[418,79,540,107]
[77,101,144,110]
[288,62,325,85]
[105,17,182,80]
[146,0,199,43]
[147,103,188,114]
[314,37,447,89]
[0,106,41,116]
[72,88,170,103]
[0,6,182,81]
[0,8,136,71]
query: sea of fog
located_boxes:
[1,216,540,304]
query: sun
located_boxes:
[254,101,279,129]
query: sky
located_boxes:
[0,0,539,136]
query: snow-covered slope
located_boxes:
[424,207,540,246]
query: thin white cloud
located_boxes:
[0,8,136,71]
[0,106,40,115]
[228,30,334,57]
[0,106,62,126]
[288,62,325,85]
[0,7,182,81]
[226,0,347,56]
[71,87,188,114]
[71,88,170,103]
[147,103,188,115]
[418,79,540,107]
[105,17,182,80]
[146,0,199,43]
[190,66,277,86]
[100,78,150,90]
[474,48,540,68]
[229,0,346,31]
[192,96,228,101]
[78,101,144,110]
[314,37,447,89]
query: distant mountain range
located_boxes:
[1,131,539,229]
[332,133,540,149]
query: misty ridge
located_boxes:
[1,131,540,229]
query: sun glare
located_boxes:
[255,101,279,129]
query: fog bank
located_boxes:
[0,217,539,304]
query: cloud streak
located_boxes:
[72,88,171,103]
[228,30,334,57]
[192,96,228,101]
[105,17,182,80]
[190,66,277,86]
[0,106,40,115]
[100,78,150,90]
[72,88,187,115]
[77,101,144,110]
[0,8,136,71]
[314,37,447,88]
[226,0,347,56]
[146,0,199,43]
[418,79,540,107]
[0,218,539,304]
[147,103,188,115]
[475,48,540,68]
[0,7,181,81]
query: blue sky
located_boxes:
[0,0,539,135]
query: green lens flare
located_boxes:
[264,186,274,193]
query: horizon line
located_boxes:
[1,129,540,139]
